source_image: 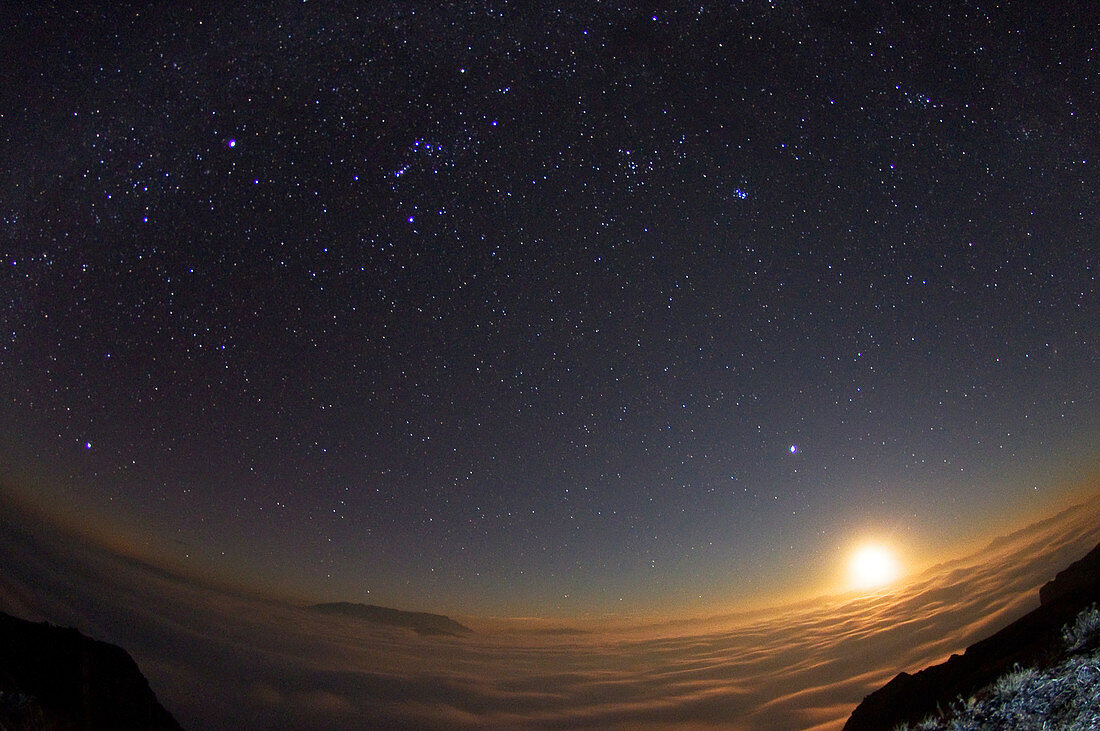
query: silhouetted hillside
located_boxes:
[309,602,472,636]
[0,611,181,730]
[845,540,1100,730]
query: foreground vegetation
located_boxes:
[898,605,1100,730]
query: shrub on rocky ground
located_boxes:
[895,606,1100,731]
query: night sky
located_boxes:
[2,1,1096,617]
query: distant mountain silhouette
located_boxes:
[0,611,181,731]
[845,539,1100,730]
[309,602,473,637]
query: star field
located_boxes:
[1,1,1096,615]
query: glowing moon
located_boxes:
[848,544,901,590]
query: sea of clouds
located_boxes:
[2,496,1098,729]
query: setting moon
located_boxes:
[848,544,902,591]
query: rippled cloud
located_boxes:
[2,495,1098,729]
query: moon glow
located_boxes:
[848,544,902,591]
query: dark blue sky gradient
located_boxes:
[1,1,1095,615]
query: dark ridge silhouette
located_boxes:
[309,602,473,637]
[845,539,1100,730]
[0,611,182,731]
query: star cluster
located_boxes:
[1,2,1095,614]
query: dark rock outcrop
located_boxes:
[845,541,1100,730]
[1039,541,1100,608]
[0,610,181,730]
[309,602,473,637]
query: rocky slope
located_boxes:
[0,610,181,730]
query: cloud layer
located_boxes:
[2,498,1098,729]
